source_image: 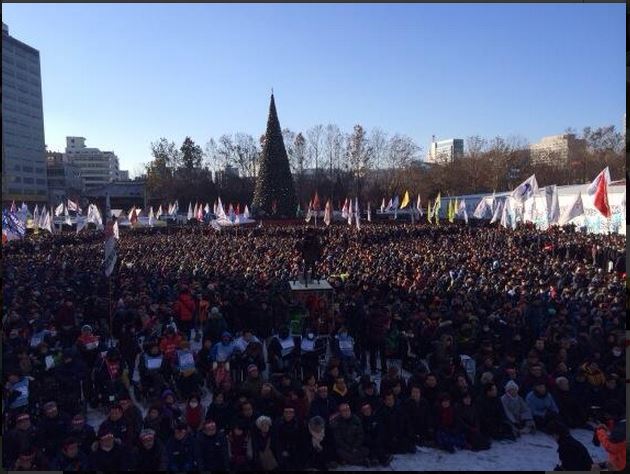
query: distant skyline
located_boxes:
[2,3,625,176]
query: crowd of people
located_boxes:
[2,220,626,471]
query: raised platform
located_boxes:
[289,280,333,291]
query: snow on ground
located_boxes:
[86,334,607,471]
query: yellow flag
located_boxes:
[400,190,410,209]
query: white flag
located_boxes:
[216,197,227,220]
[347,198,353,225]
[341,198,349,219]
[168,202,174,215]
[367,202,372,222]
[156,205,163,220]
[558,192,585,226]
[33,205,40,229]
[187,202,193,220]
[243,205,250,220]
[54,202,64,217]
[64,203,72,226]
[354,198,360,230]
[380,198,385,213]
[103,236,117,277]
[457,199,468,225]
[149,206,155,227]
[545,185,560,226]
[305,202,313,223]
[42,208,53,234]
[113,220,119,240]
[473,199,490,219]
[490,199,504,224]
[37,206,47,229]
[324,201,331,226]
[511,175,538,203]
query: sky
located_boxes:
[2,3,625,176]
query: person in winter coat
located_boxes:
[35,401,71,459]
[376,391,416,454]
[365,308,390,374]
[359,402,393,467]
[10,447,49,471]
[3,413,38,469]
[525,382,560,434]
[143,404,173,443]
[120,392,144,442]
[305,416,337,471]
[54,348,88,415]
[205,390,234,432]
[595,421,626,471]
[165,421,198,471]
[455,392,491,451]
[500,381,536,435]
[548,421,593,471]
[184,393,204,431]
[331,402,370,467]
[433,393,467,453]
[88,426,132,471]
[49,437,90,471]
[133,429,168,471]
[272,406,307,470]
[227,421,253,471]
[552,377,588,429]
[477,383,516,441]
[268,326,300,375]
[308,382,338,423]
[403,384,435,447]
[173,285,197,338]
[256,382,284,420]
[99,403,134,448]
[67,414,96,457]
[195,419,230,471]
[251,416,279,472]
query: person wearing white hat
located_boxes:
[501,380,535,436]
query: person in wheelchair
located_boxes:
[299,327,327,377]
[138,340,171,403]
[267,325,300,376]
[332,325,360,378]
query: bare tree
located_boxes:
[293,133,307,178]
[204,138,219,173]
[306,124,325,184]
[233,132,259,178]
[347,124,371,197]
[323,124,344,179]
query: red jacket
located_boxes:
[174,292,196,322]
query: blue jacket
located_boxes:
[525,390,559,418]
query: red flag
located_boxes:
[236,203,240,215]
[313,192,320,211]
[130,208,138,225]
[593,173,611,218]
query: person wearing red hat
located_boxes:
[132,428,168,471]
[3,413,37,469]
[87,426,131,471]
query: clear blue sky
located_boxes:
[2,3,625,175]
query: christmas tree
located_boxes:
[252,93,297,217]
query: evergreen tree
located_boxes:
[252,93,297,216]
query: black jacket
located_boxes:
[195,431,229,471]
[402,397,434,440]
[557,434,593,471]
[88,444,132,471]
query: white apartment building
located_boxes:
[64,136,125,189]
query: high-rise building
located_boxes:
[46,150,84,204]
[426,137,464,164]
[529,133,587,167]
[2,22,48,203]
[64,136,122,189]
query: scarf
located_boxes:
[309,426,325,451]
[106,360,120,380]
[186,405,202,430]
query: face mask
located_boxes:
[189,401,199,408]
[307,333,314,339]
[612,349,621,357]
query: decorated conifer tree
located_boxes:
[252,93,297,217]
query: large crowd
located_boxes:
[2,221,626,471]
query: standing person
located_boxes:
[330,402,371,468]
[49,437,90,471]
[251,416,278,472]
[195,419,230,471]
[173,284,197,340]
[366,306,390,374]
[548,421,593,471]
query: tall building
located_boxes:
[64,136,122,189]
[426,137,464,164]
[2,22,48,203]
[529,133,587,167]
